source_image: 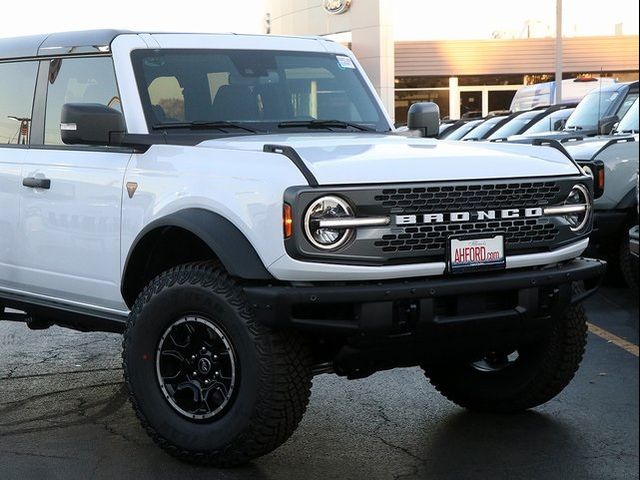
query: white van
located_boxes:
[510,77,617,112]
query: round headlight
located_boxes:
[564,184,591,232]
[304,196,354,250]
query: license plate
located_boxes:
[448,234,506,274]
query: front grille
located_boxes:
[367,180,564,258]
[374,181,561,212]
[374,218,559,254]
[286,176,588,266]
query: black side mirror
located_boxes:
[597,115,619,135]
[61,103,125,146]
[407,102,440,138]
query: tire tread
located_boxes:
[424,302,588,413]
[122,261,312,466]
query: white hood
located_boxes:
[200,133,582,185]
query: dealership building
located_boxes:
[266,0,639,123]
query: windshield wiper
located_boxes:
[564,125,583,131]
[617,129,638,134]
[152,121,260,133]
[277,119,376,132]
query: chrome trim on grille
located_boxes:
[543,204,588,215]
[318,217,390,228]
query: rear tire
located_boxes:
[619,234,639,291]
[422,302,588,413]
[123,262,312,466]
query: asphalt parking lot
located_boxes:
[0,286,637,480]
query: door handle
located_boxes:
[22,177,51,189]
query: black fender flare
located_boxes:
[121,208,273,301]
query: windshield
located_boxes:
[614,98,639,133]
[487,110,540,140]
[565,89,621,131]
[442,119,483,140]
[131,49,390,133]
[524,108,574,134]
[461,116,506,140]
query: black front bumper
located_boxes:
[245,258,606,335]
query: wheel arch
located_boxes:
[615,186,638,212]
[121,208,273,307]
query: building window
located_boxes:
[457,74,525,86]
[395,76,450,89]
[395,89,449,124]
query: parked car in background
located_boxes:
[460,110,483,119]
[438,119,463,137]
[563,98,639,289]
[612,98,640,136]
[488,105,576,141]
[629,176,640,262]
[510,77,616,112]
[629,175,639,267]
[522,107,575,136]
[460,114,510,141]
[631,225,639,259]
[439,118,483,140]
[516,81,639,141]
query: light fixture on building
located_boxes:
[323,0,352,15]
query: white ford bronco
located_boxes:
[0,30,605,466]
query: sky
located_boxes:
[0,0,268,38]
[394,0,639,40]
[0,0,638,40]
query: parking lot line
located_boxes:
[587,322,639,357]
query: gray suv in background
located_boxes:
[517,81,639,140]
[564,98,639,289]
[630,175,639,263]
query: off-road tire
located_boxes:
[122,262,312,466]
[422,301,588,413]
[619,234,639,292]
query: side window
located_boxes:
[617,93,639,119]
[44,56,121,146]
[0,61,38,145]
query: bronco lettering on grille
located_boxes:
[395,208,543,225]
